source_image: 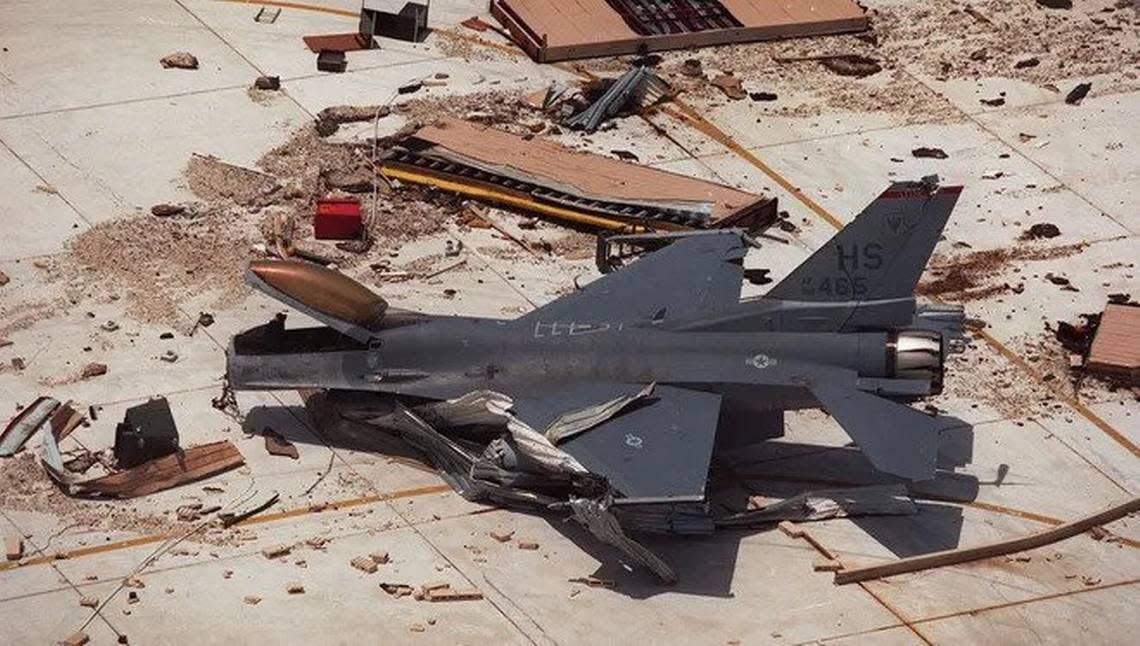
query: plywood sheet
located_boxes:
[412,118,762,220]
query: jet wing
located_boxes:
[511,384,722,502]
[725,359,943,480]
[517,231,748,324]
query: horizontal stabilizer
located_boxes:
[811,383,940,481]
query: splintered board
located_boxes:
[491,0,868,62]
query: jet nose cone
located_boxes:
[248,260,388,330]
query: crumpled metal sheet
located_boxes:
[566,66,673,133]
[714,485,917,527]
[0,396,59,457]
[544,382,655,445]
[566,496,678,584]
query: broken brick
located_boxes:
[516,541,540,551]
[243,595,261,605]
[62,632,90,646]
[286,581,305,594]
[351,556,378,574]
[79,595,99,608]
[5,535,23,561]
[261,544,291,559]
[370,551,390,565]
[489,530,514,543]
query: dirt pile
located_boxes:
[918,241,1087,301]
[68,212,253,324]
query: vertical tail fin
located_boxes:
[767,178,962,302]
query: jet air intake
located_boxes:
[886,330,944,393]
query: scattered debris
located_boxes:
[710,73,747,100]
[159,350,179,363]
[409,623,426,633]
[1015,57,1040,69]
[160,52,198,70]
[566,66,672,132]
[243,595,262,605]
[398,80,423,94]
[5,534,23,560]
[0,269,8,286]
[717,486,917,527]
[314,198,363,240]
[254,76,281,91]
[100,320,120,332]
[218,492,280,527]
[351,555,379,574]
[1036,0,1073,9]
[254,6,280,23]
[42,432,244,499]
[1,396,59,457]
[370,551,390,565]
[80,363,107,379]
[114,397,179,469]
[1065,82,1091,105]
[381,582,414,597]
[262,544,292,559]
[150,204,186,217]
[263,428,300,460]
[681,58,704,77]
[489,530,514,543]
[79,595,99,608]
[813,557,844,572]
[568,576,615,588]
[303,33,369,54]
[63,632,90,646]
[460,16,491,32]
[820,54,882,77]
[1019,223,1061,240]
[516,540,539,551]
[424,585,484,602]
[912,147,948,159]
[316,49,347,73]
[317,105,391,124]
[980,96,1006,107]
[286,581,305,594]
[749,91,778,102]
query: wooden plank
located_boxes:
[74,441,245,498]
[834,496,1140,585]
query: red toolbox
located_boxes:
[314,197,362,239]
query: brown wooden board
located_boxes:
[302,33,370,53]
[74,441,245,498]
[491,0,868,63]
[1087,303,1140,383]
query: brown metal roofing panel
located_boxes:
[1087,304,1140,381]
[411,118,762,220]
[501,0,635,47]
[493,0,867,61]
[722,0,867,26]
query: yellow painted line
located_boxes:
[378,164,648,232]
[658,101,846,230]
[0,484,451,572]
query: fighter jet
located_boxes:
[228,177,965,579]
